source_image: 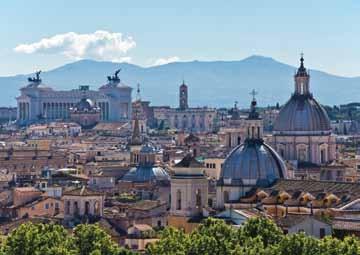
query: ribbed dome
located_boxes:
[220,139,286,187]
[274,55,331,134]
[122,166,169,183]
[273,94,331,134]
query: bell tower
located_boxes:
[294,54,310,96]
[179,81,188,110]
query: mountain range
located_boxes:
[1,55,359,108]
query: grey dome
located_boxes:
[220,140,286,187]
[273,94,331,134]
[122,166,170,183]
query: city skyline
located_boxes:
[1,0,360,77]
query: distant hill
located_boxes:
[1,55,359,107]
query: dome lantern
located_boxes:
[294,53,310,96]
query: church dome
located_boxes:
[273,95,331,134]
[273,55,331,135]
[122,166,170,183]
[220,139,286,187]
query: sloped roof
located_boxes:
[174,154,203,168]
[63,186,103,196]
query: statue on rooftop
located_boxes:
[28,70,42,83]
[107,69,121,82]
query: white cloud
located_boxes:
[153,56,180,66]
[14,30,136,62]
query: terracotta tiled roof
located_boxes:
[130,200,166,211]
[332,219,360,231]
[270,179,360,197]
[63,186,103,196]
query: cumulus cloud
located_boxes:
[153,56,180,66]
[14,30,136,62]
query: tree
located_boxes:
[73,224,133,255]
[276,232,320,255]
[146,227,190,255]
[319,236,360,255]
[239,217,283,247]
[188,218,238,254]
[3,223,135,255]
[4,223,72,255]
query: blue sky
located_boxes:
[1,0,360,76]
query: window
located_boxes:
[74,201,79,215]
[45,203,49,209]
[85,201,90,215]
[280,148,285,158]
[298,148,307,162]
[208,198,213,207]
[176,190,182,210]
[65,201,70,214]
[320,149,326,164]
[320,228,326,238]
[196,189,202,207]
[224,191,229,203]
[94,201,100,215]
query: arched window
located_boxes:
[85,201,90,215]
[320,149,326,164]
[297,146,307,162]
[74,201,79,216]
[176,190,182,210]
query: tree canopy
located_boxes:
[0,218,359,255]
[146,217,360,255]
[1,222,134,255]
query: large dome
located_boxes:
[273,94,331,134]
[274,55,331,135]
[219,139,286,187]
